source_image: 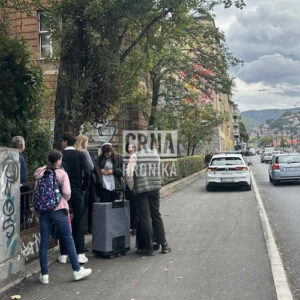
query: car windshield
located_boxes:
[211,157,244,166]
[277,155,300,163]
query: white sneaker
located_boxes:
[77,253,88,264]
[39,274,49,284]
[57,255,68,264]
[73,267,92,281]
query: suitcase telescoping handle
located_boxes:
[112,187,126,209]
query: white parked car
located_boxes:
[206,154,252,191]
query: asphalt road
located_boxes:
[251,155,300,299]
[2,175,276,300]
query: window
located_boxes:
[277,155,300,164]
[38,12,52,59]
[211,157,244,166]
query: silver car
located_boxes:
[269,153,300,185]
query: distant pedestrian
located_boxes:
[11,136,29,226]
[205,151,212,167]
[60,132,90,264]
[34,150,92,284]
[127,142,171,256]
[75,134,95,233]
[97,143,124,202]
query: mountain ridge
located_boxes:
[241,107,300,131]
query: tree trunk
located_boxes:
[53,63,75,149]
[191,143,197,155]
[187,140,191,156]
[148,71,160,129]
[53,6,87,149]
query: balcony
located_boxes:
[233,129,240,137]
[233,118,239,126]
[233,110,239,118]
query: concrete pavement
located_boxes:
[2,174,276,300]
[252,155,300,298]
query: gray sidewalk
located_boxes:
[2,176,276,300]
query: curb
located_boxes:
[160,169,206,198]
[251,171,293,300]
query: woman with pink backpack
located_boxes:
[34,150,92,284]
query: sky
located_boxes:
[213,0,300,112]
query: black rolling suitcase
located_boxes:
[92,189,130,258]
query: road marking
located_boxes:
[251,171,293,300]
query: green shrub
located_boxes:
[0,35,51,178]
[161,155,204,186]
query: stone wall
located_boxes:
[0,147,25,288]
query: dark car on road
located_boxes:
[269,153,300,185]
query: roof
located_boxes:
[274,153,300,156]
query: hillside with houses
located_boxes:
[249,111,300,147]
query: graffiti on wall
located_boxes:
[89,122,117,144]
[21,233,40,261]
[1,152,19,276]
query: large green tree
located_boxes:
[2,0,246,148]
[0,35,51,175]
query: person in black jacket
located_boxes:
[97,143,124,202]
[59,131,90,264]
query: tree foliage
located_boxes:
[3,0,246,149]
[239,120,249,143]
[0,35,51,176]
[259,136,273,147]
[155,102,227,155]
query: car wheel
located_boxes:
[206,185,213,191]
[269,175,273,183]
[245,184,252,191]
[273,180,280,186]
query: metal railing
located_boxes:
[20,183,39,232]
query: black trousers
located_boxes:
[135,190,167,251]
[125,186,137,230]
[69,188,85,254]
[85,180,96,233]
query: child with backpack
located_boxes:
[34,150,92,284]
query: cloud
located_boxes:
[213,0,300,111]
[233,79,300,112]
[238,54,300,86]
[227,0,300,62]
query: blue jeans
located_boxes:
[39,209,80,275]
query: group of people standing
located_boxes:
[23,131,171,285]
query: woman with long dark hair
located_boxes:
[97,143,124,202]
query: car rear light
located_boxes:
[273,163,280,170]
[236,166,248,171]
[207,167,218,172]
